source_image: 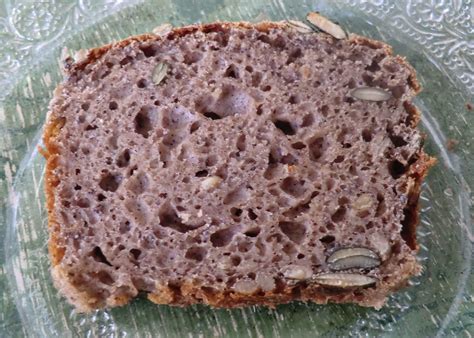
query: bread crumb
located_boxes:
[466,102,473,111]
[446,138,459,151]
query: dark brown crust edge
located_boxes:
[42,21,436,312]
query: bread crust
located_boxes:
[43,21,435,312]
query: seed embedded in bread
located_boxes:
[327,247,381,271]
[42,21,433,312]
[313,273,377,288]
[350,87,392,101]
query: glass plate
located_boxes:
[1,0,472,336]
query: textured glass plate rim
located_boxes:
[1,0,472,337]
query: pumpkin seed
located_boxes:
[306,12,347,39]
[350,87,392,101]
[327,247,380,270]
[152,62,168,85]
[286,20,314,34]
[313,273,377,288]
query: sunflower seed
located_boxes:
[152,62,168,85]
[352,194,373,211]
[327,247,380,271]
[350,87,392,101]
[306,12,347,39]
[201,176,222,190]
[313,273,377,288]
[152,23,173,36]
[286,20,314,34]
[283,265,313,280]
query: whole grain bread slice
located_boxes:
[42,21,435,312]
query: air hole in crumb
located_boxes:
[190,121,200,133]
[301,114,314,127]
[357,210,370,218]
[320,235,335,244]
[139,44,157,57]
[278,221,306,244]
[195,170,208,177]
[288,95,301,104]
[210,227,238,247]
[203,112,222,120]
[76,198,90,208]
[308,136,325,161]
[238,240,252,253]
[96,271,114,285]
[223,188,248,205]
[99,173,122,192]
[366,60,381,72]
[81,102,90,111]
[297,253,305,259]
[74,185,82,191]
[236,134,246,151]
[130,248,141,260]
[334,155,345,163]
[245,65,253,73]
[134,108,154,138]
[326,178,335,191]
[224,64,239,78]
[256,105,264,116]
[91,247,112,266]
[244,227,260,237]
[320,105,329,117]
[248,209,258,220]
[375,194,386,216]
[280,154,297,165]
[205,155,218,167]
[158,203,195,233]
[390,85,405,99]
[185,246,206,261]
[262,85,272,92]
[362,128,373,142]
[389,160,406,179]
[331,207,346,222]
[126,172,149,195]
[97,194,106,201]
[390,134,408,147]
[85,124,97,131]
[401,207,417,249]
[116,149,131,167]
[286,48,303,64]
[136,79,148,88]
[119,56,133,66]
[230,207,243,218]
[231,255,242,266]
[291,142,306,150]
[280,177,306,197]
[124,199,149,225]
[184,51,203,65]
[109,101,118,110]
[251,72,263,87]
[257,34,272,44]
[273,120,295,136]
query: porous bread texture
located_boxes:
[42,21,434,312]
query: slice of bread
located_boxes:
[42,21,434,312]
